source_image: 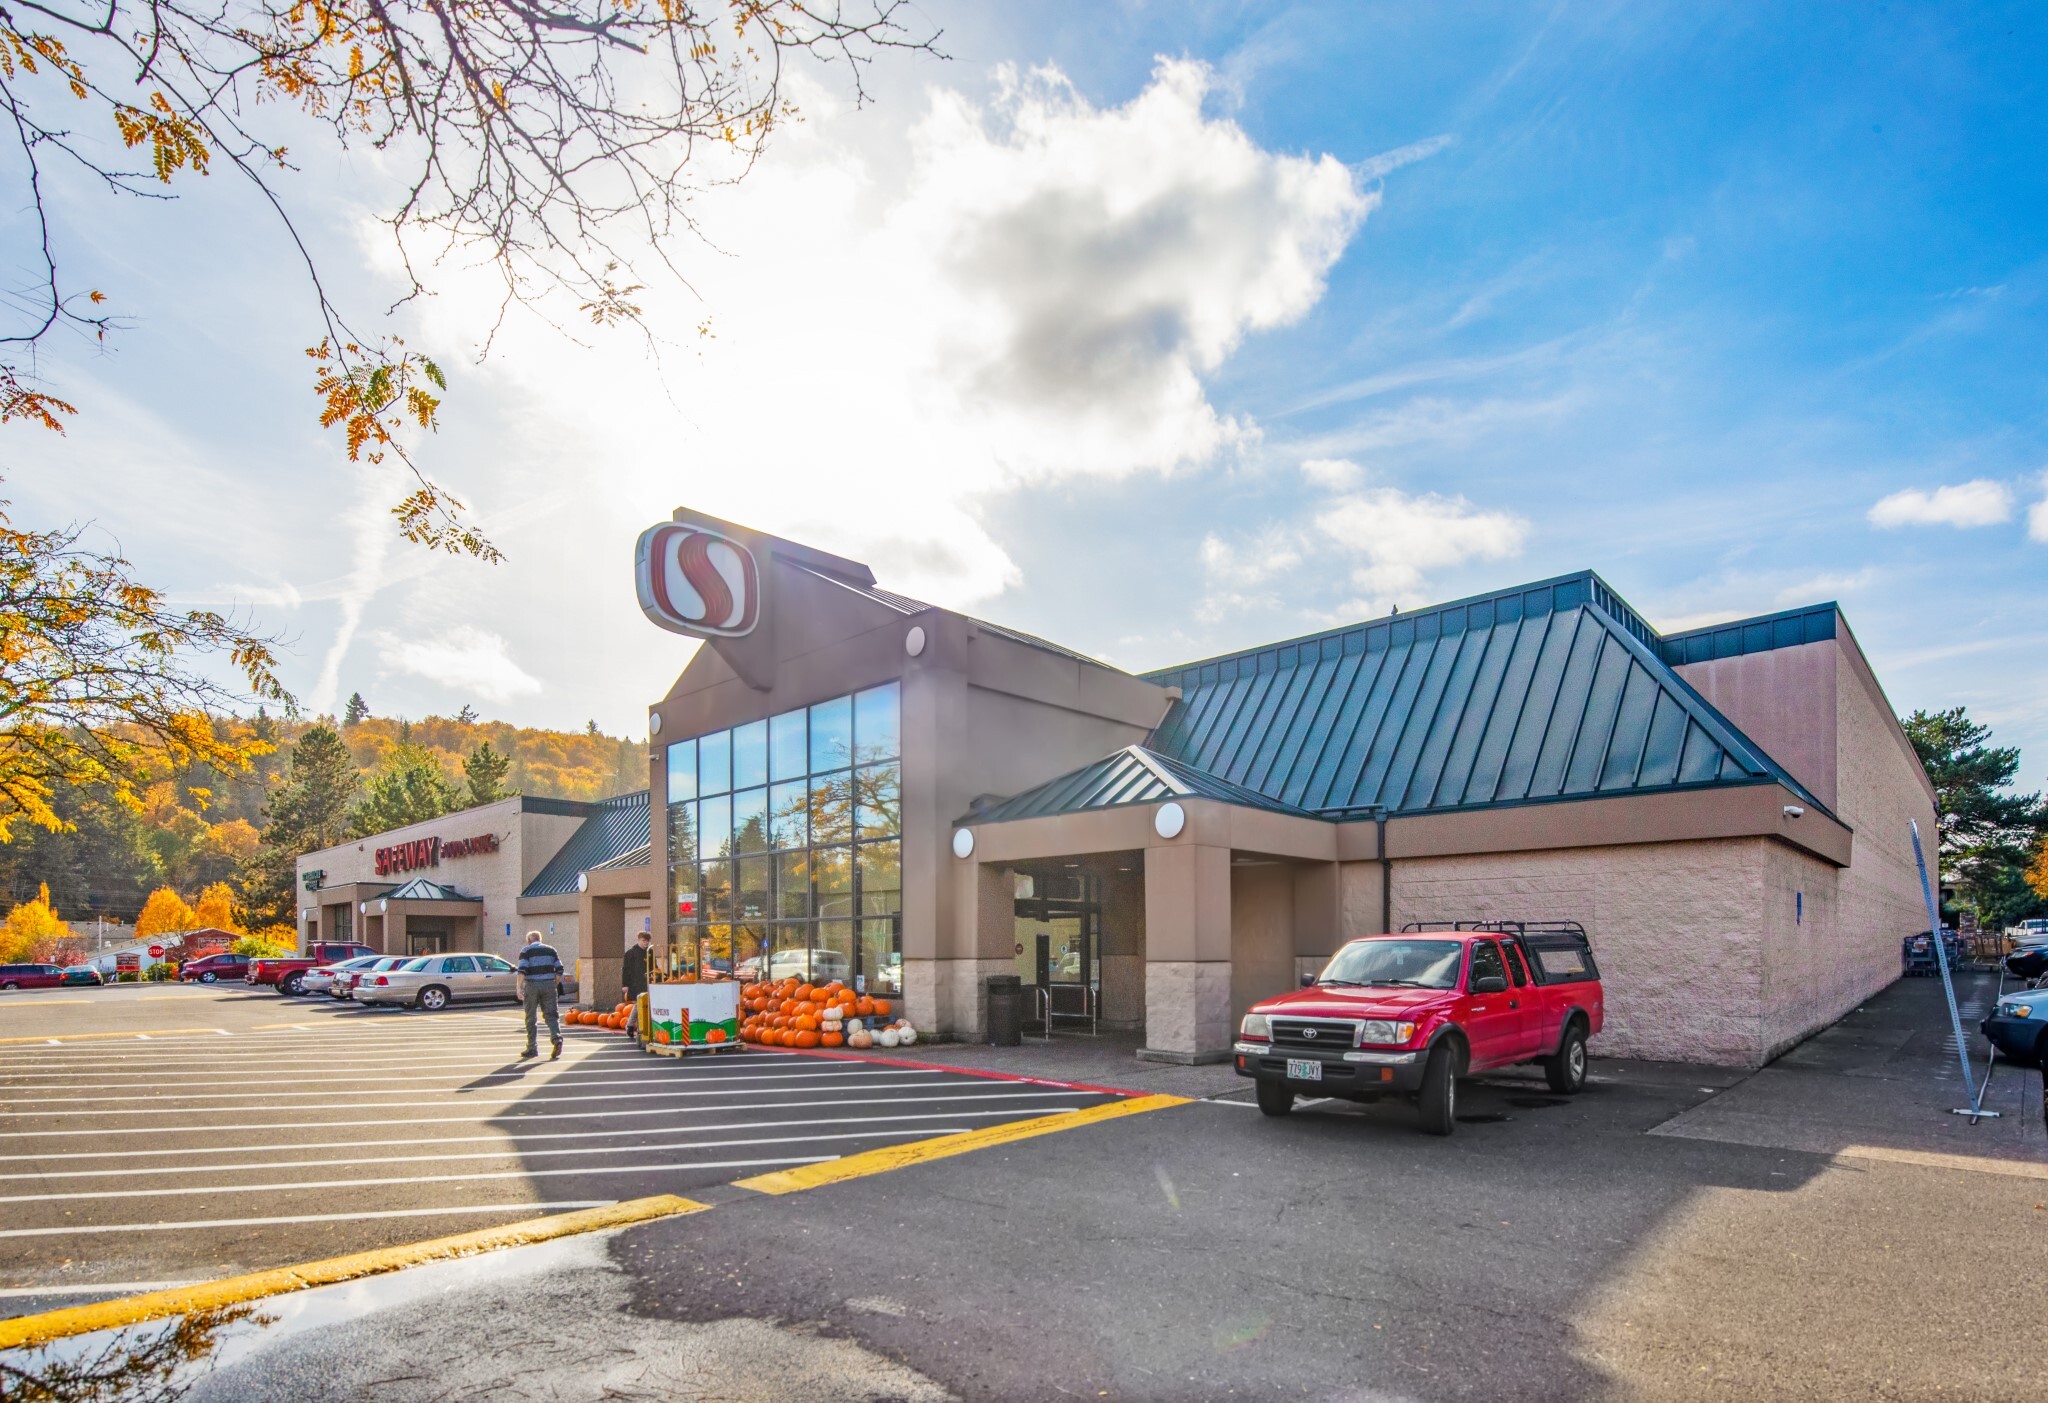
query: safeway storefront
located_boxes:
[628,508,1937,1069]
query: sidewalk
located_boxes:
[905,1029,1248,1100]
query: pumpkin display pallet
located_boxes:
[643,1037,742,1058]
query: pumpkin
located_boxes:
[795,983,815,1002]
[854,997,875,1016]
[876,1028,900,1048]
[820,1031,845,1048]
[821,1006,843,1025]
[871,999,893,1017]
[898,1025,918,1045]
[847,1028,873,1049]
[654,1028,671,1045]
[794,1029,821,1048]
[705,1028,727,1043]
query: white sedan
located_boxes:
[301,955,386,998]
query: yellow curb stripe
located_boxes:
[0,1194,707,1350]
[734,1093,1191,1196]
[0,1028,228,1045]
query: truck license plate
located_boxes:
[1286,1058,1322,1082]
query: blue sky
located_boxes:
[11,3,2047,780]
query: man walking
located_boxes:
[517,929,565,1060]
[622,930,655,1045]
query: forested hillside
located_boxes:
[0,703,645,926]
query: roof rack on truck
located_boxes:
[1400,921,1598,984]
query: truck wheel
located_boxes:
[1255,1080,1294,1117]
[1417,1041,1458,1136]
[1544,1020,1589,1094]
[281,973,305,997]
[416,985,450,1012]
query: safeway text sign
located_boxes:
[635,523,761,638]
[375,832,499,877]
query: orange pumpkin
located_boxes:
[796,983,816,1002]
[821,1031,844,1048]
[871,999,893,1017]
[794,1029,821,1048]
[855,997,875,1016]
[705,1028,728,1043]
[794,1015,818,1032]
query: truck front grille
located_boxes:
[1270,1019,1355,1050]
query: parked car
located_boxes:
[1235,922,1605,1136]
[178,952,252,984]
[337,955,414,1000]
[2005,943,2048,984]
[1982,987,2048,1068]
[59,965,104,987]
[249,943,377,996]
[353,953,520,1011]
[0,963,66,990]
[302,954,386,998]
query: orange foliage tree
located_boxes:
[134,887,199,941]
[0,882,71,962]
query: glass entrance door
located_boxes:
[1014,874,1101,1031]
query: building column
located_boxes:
[1140,842,1233,1064]
[929,861,1016,1040]
[580,893,625,1010]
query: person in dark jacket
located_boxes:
[517,930,565,1060]
[622,931,655,1044]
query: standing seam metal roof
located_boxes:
[965,745,1321,825]
[1132,570,1828,820]
[521,791,652,898]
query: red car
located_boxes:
[0,963,64,991]
[177,952,253,984]
[1235,922,1604,1136]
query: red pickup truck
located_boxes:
[249,942,377,996]
[1235,922,1603,1136]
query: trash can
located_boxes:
[985,974,1022,1047]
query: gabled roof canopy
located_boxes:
[384,877,481,902]
[968,745,1320,825]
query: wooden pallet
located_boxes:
[643,1038,742,1058]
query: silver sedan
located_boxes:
[302,955,385,997]
[354,953,520,1011]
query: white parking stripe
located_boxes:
[0,1073,1002,1117]
[0,1108,1079,1173]
[0,1088,1093,1138]
[0,1128,974,1192]
[0,1202,615,1239]
[0,1056,834,1087]
[0,1152,844,1205]
[0,1282,203,1298]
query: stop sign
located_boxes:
[147,945,164,958]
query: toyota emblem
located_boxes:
[1302,1028,1318,1039]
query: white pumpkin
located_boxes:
[847,1028,873,1049]
[821,1006,844,1025]
[877,1028,901,1048]
[898,1026,918,1045]
[843,1017,863,1033]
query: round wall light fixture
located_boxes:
[649,712,663,735]
[906,625,927,658]
[951,827,975,859]
[357,901,366,913]
[1154,802,1187,840]
[576,872,590,893]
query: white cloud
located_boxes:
[2029,471,2048,543]
[372,625,542,704]
[1199,528,1302,586]
[1315,487,1529,609]
[1867,479,2014,529]
[1300,457,1364,490]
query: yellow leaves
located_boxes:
[134,887,199,941]
[0,885,72,963]
[113,93,212,183]
[0,374,77,432]
[578,264,646,327]
[307,337,443,462]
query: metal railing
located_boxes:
[1025,983,1099,1039]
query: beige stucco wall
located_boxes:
[1678,640,1840,808]
[1388,838,1774,1065]
[1230,864,1296,1023]
[295,800,589,964]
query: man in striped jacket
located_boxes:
[517,930,565,1061]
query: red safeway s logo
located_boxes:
[635,524,761,638]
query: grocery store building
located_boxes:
[305,507,1938,1069]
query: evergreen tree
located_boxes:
[349,743,462,837]
[456,703,479,724]
[239,725,358,926]
[343,692,371,726]
[586,719,600,737]
[463,742,514,807]
[1903,707,2048,927]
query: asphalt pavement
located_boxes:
[2,975,2043,1400]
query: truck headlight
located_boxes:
[1240,1013,1271,1041]
[2010,1005,2033,1019]
[1359,1020,1417,1045]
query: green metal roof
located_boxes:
[1138,570,1828,819]
[1658,603,1839,666]
[384,878,481,902]
[522,791,651,898]
[964,745,1321,825]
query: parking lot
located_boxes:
[0,984,1126,1300]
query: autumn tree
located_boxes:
[134,885,198,940]
[463,741,512,807]
[344,693,371,727]
[0,500,288,843]
[3,0,938,555]
[241,724,357,925]
[349,742,461,836]
[0,882,71,962]
[192,880,242,933]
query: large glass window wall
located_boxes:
[665,681,902,994]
